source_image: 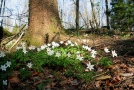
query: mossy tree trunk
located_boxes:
[27,0,62,46]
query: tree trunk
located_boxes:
[90,0,98,29]
[27,0,62,46]
[105,0,110,29]
[76,0,79,36]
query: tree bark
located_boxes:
[76,0,79,36]
[105,0,110,29]
[90,0,98,28]
[27,0,62,46]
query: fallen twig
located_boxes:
[9,31,25,51]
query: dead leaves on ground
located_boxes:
[92,56,134,89]
[5,57,134,90]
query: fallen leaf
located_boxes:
[60,80,68,86]
[11,71,20,77]
[95,81,101,88]
[127,68,134,73]
[50,82,56,87]
[129,84,134,88]
[111,75,121,83]
[32,71,39,76]
[120,63,128,69]
[130,57,134,62]
[9,76,20,84]
[120,73,133,77]
[39,73,45,78]
[71,79,79,85]
[95,75,111,80]
[107,82,113,86]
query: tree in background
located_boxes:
[105,0,110,29]
[76,0,79,36]
[110,0,134,31]
[27,0,62,46]
[90,0,99,29]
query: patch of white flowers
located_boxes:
[51,41,60,48]
[41,45,47,50]
[47,49,54,56]
[1,40,118,86]
[104,47,117,57]
[67,52,71,58]
[82,45,92,51]
[91,49,97,58]
[19,42,28,54]
[55,52,61,57]
[0,61,11,71]
[76,54,84,61]
[28,45,36,50]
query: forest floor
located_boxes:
[3,33,134,90]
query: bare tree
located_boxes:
[105,0,110,29]
[90,0,99,28]
[76,0,79,36]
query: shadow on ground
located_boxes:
[112,37,134,56]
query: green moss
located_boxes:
[24,35,43,47]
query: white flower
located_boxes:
[28,45,36,50]
[47,43,51,47]
[46,47,51,52]
[3,80,7,85]
[6,61,11,67]
[0,65,7,71]
[16,46,22,50]
[41,45,47,50]
[0,51,6,58]
[60,41,64,44]
[104,47,110,53]
[91,53,96,58]
[37,48,41,52]
[87,47,92,51]
[82,45,86,49]
[47,50,54,56]
[70,43,74,47]
[87,62,94,71]
[55,52,61,57]
[90,49,97,58]
[23,49,28,54]
[27,62,33,68]
[82,45,91,51]
[91,50,97,55]
[65,42,68,46]
[76,54,84,61]
[112,50,117,57]
[52,42,59,47]
[67,52,71,57]
[21,42,26,47]
[67,40,72,44]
